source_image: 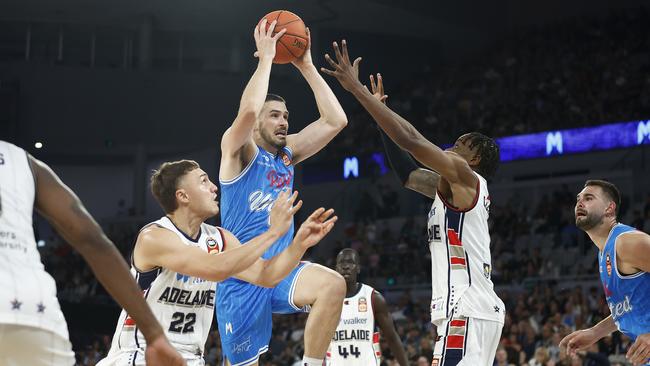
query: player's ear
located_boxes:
[469,152,482,168]
[175,189,190,205]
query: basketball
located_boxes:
[258,10,308,64]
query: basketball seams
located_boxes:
[278,39,299,59]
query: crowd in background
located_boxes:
[321,8,650,161]
[31,9,650,366]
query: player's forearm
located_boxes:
[260,240,306,286]
[74,233,165,342]
[590,315,617,339]
[237,58,273,117]
[214,230,281,279]
[385,334,408,366]
[350,85,421,151]
[300,66,347,128]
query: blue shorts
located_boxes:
[216,262,311,366]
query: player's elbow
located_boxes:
[331,115,348,130]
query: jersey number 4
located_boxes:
[169,312,196,334]
[338,345,361,358]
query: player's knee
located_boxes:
[322,272,346,301]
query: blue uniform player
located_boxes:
[560,180,650,366]
[217,19,348,366]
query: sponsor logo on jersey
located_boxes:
[249,190,275,213]
[206,237,221,254]
[232,336,252,354]
[340,317,367,325]
[431,297,444,311]
[157,287,215,308]
[609,296,633,322]
[358,297,367,312]
[606,254,612,276]
[225,322,233,335]
[267,169,293,188]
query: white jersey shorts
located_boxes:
[432,312,503,366]
[0,323,75,366]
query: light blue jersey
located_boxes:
[599,223,650,341]
[219,145,294,259]
[217,145,310,366]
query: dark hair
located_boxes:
[337,248,359,264]
[463,132,500,178]
[584,179,621,217]
[265,94,286,104]
[151,160,200,213]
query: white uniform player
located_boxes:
[99,216,224,366]
[326,284,381,366]
[428,172,504,366]
[0,141,75,365]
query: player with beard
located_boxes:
[326,248,408,366]
[560,180,650,366]
[217,19,348,366]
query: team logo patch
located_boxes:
[206,237,221,254]
[483,263,492,279]
[358,297,367,312]
[606,254,612,276]
[281,152,291,166]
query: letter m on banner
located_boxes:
[343,157,359,179]
[638,121,650,144]
[546,131,563,155]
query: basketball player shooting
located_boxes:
[322,40,505,366]
[216,18,348,366]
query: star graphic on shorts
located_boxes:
[37,303,46,313]
[11,299,22,310]
[494,305,500,313]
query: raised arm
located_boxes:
[135,190,301,282]
[285,31,348,165]
[232,207,337,287]
[220,19,286,180]
[321,42,475,187]
[372,291,408,366]
[30,156,185,366]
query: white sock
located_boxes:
[301,356,323,366]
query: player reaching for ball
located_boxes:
[216,14,348,366]
[322,40,505,366]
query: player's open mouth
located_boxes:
[275,130,287,137]
[576,211,586,218]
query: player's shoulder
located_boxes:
[616,229,650,253]
[138,223,177,244]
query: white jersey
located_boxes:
[103,217,224,361]
[326,284,381,366]
[427,172,505,324]
[0,141,69,340]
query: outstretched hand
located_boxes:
[294,207,337,249]
[370,73,388,104]
[320,39,364,92]
[269,190,303,236]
